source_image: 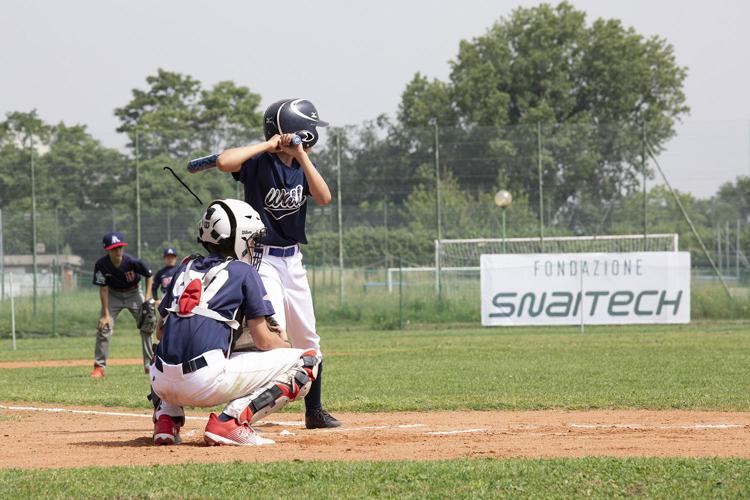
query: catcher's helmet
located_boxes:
[198,199,266,268]
[263,98,329,148]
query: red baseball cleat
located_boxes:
[203,413,274,446]
[90,365,105,379]
[153,415,181,445]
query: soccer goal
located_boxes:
[387,234,679,295]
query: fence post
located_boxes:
[716,225,724,274]
[135,128,142,258]
[383,194,389,271]
[336,131,344,306]
[10,273,16,351]
[642,121,648,250]
[737,218,741,279]
[399,255,404,330]
[434,239,440,294]
[52,259,57,337]
[537,122,545,252]
[30,135,38,317]
[53,208,59,336]
[0,207,4,301]
[725,221,731,277]
[435,123,442,300]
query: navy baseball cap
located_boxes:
[163,247,178,257]
[103,231,128,250]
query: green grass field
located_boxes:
[1,322,749,411]
[1,459,749,498]
[1,277,748,338]
[0,321,749,497]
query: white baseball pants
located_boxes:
[259,248,321,357]
[151,348,306,421]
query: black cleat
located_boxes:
[305,408,342,429]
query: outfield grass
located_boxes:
[2,279,748,338]
[0,458,748,498]
[0,322,748,411]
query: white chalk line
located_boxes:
[0,404,434,434]
[569,423,745,430]
[3,405,743,436]
[0,404,301,425]
[316,424,428,434]
[425,428,487,436]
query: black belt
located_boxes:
[154,355,208,375]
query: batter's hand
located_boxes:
[265,134,282,152]
[282,144,304,158]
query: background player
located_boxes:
[152,247,179,304]
[151,199,319,446]
[92,232,154,378]
[216,98,340,429]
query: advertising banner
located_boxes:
[480,252,691,326]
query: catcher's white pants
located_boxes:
[259,248,321,357]
[151,348,305,421]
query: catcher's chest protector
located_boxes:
[166,259,240,329]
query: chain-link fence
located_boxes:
[1,123,749,336]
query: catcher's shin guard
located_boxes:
[238,350,319,424]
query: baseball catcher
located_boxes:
[150,199,319,446]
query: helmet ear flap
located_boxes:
[263,99,287,140]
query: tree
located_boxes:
[0,110,50,210]
[714,176,750,223]
[111,69,263,260]
[394,2,688,230]
[114,69,263,159]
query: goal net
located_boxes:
[386,234,679,300]
[437,233,679,269]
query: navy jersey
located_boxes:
[156,255,274,364]
[152,265,178,300]
[232,152,312,246]
[93,253,152,290]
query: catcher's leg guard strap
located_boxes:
[232,350,319,424]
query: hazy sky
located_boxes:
[2,0,749,198]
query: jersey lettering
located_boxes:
[264,185,306,220]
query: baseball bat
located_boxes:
[187,134,303,174]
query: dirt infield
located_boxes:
[0,403,748,469]
[0,359,144,369]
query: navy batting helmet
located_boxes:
[263,98,329,148]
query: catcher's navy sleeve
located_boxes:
[241,268,274,320]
